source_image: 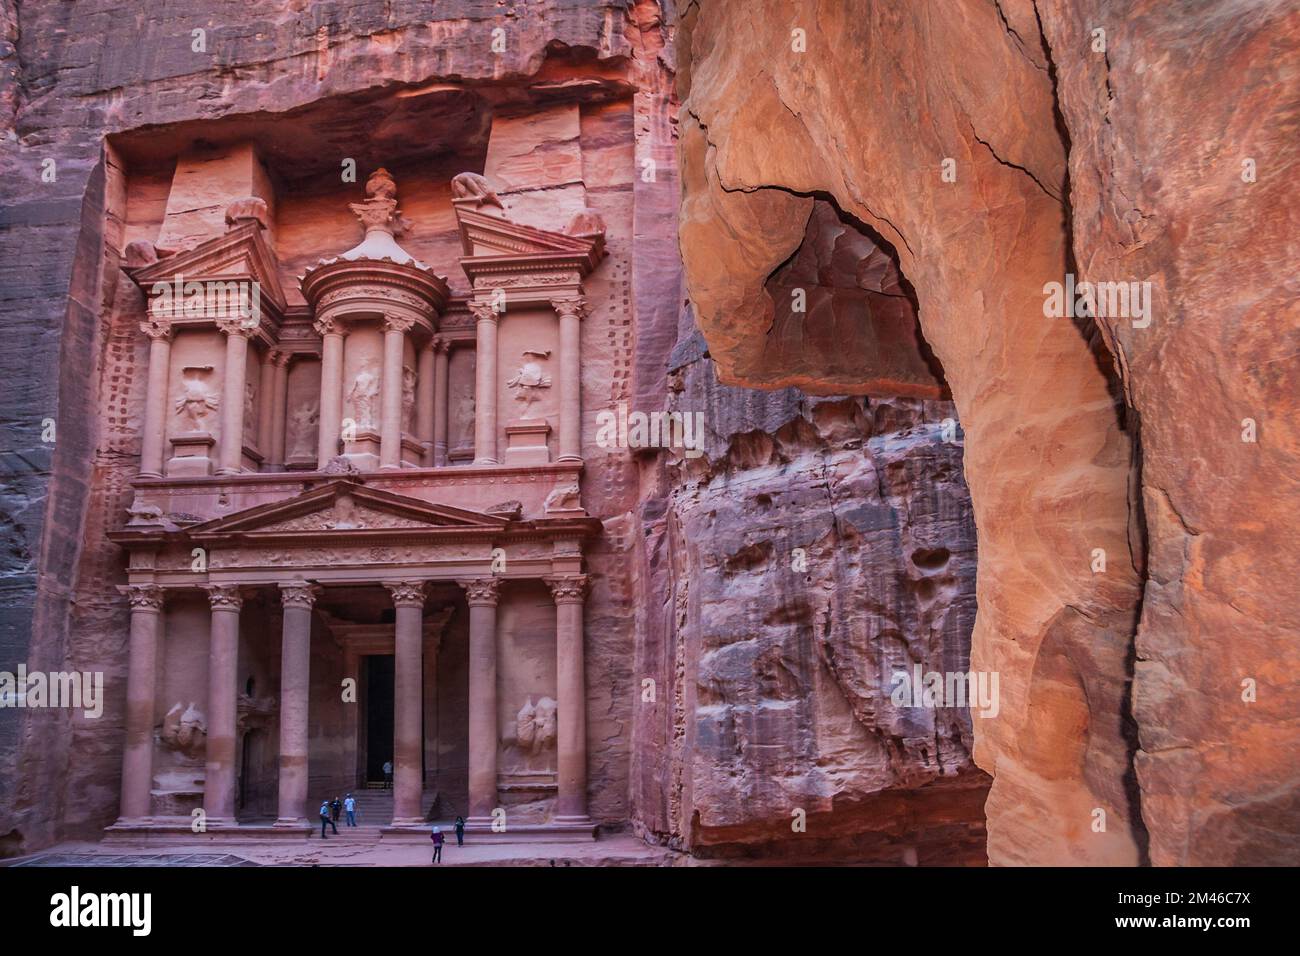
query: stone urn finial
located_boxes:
[349,167,409,237]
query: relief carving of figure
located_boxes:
[160,702,207,758]
[288,401,319,458]
[515,696,558,756]
[544,483,582,513]
[455,391,476,449]
[174,367,218,432]
[348,364,381,430]
[243,380,257,442]
[401,365,416,433]
[506,350,551,419]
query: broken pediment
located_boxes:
[186,481,508,540]
[454,203,605,287]
[127,219,287,322]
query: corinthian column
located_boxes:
[386,580,427,826]
[115,584,164,824]
[203,584,243,825]
[275,581,316,827]
[381,314,414,470]
[459,577,500,823]
[138,318,173,478]
[417,339,435,466]
[470,303,499,465]
[432,336,450,466]
[216,318,253,475]
[315,316,346,469]
[547,575,591,823]
[551,297,586,462]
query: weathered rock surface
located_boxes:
[678,0,1299,865]
[629,307,989,862]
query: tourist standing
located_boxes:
[383,760,393,790]
[344,793,357,827]
[319,800,337,838]
[330,796,342,824]
[430,826,445,864]
[454,815,465,847]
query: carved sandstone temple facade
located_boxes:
[107,147,617,839]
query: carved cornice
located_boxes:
[458,577,500,606]
[384,580,427,607]
[279,581,319,609]
[140,317,173,341]
[122,584,165,611]
[545,574,589,604]
[204,584,244,610]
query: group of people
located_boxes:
[318,794,358,836]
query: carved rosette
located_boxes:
[550,296,587,322]
[458,577,501,607]
[279,581,318,610]
[545,574,589,605]
[123,584,165,612]
[204,584,245,611]
[139,316,173,341]
[385,580,427,608]
[469,301,500,324]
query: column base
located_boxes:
[388,816,428,829]
[472,457,499,466]
[552,813,595,826]
[273,817,311,829]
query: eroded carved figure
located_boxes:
[288,402,319,458]
[348,364,381,430]
[401,365,416,433]
[174,367,218,431]
[160,702,207,758]
[451,171,505,209]
[516,696,558,755]
[544,483,582,513]
[506,350,551,418]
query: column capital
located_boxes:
[384,313,417,334]
[432,334,452,353]
[204,584,245,611]
[279,580,319,609]
[313,315,347,338]
[140,316,173,341]
[269,348,294,369]
[550,295,587,321]
[458,577,501,606]
[215,315,257,337]
[545,574,589,604]
[384,580,428,608]
[469,301,501,324]
[121,583,165,611]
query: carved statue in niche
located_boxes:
[506,350,551,419]
[450,171,505,210]
[243,380,257,443]
[160,702,207,758]
[401,365,416,433]
[174,366,218,431]
[348,363,381,430]
[454,390,476,449]
[515,696,558,756]
[288,401,319,458]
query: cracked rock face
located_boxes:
[678,0,1300,865]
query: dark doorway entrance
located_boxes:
[364,655,395,782]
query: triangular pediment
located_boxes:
[128,221,287,313]
[188,481,508,538]
[455,206,602,263]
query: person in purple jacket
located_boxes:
[430,825,445,864]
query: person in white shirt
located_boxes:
[344,793,357,827]
[382,760,393,790]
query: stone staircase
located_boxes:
[311,785,441,836]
